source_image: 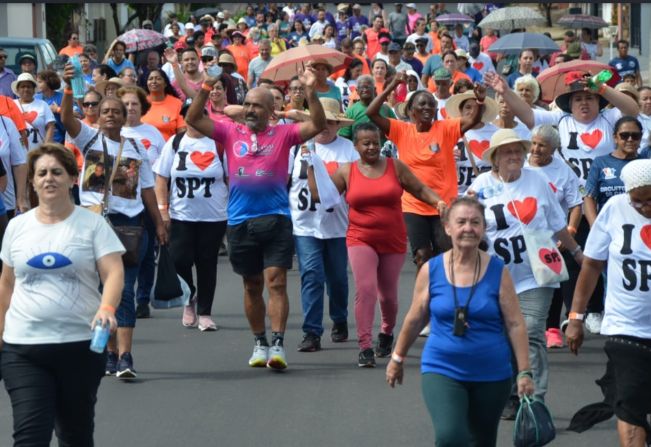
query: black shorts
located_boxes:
[604,335,651,432]
[403,212,451,258]
[226,214,294,276]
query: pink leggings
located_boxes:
[348,245,406,350]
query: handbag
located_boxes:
[153,245,183,301]
[499,176,569,287]
[513,395,556,447]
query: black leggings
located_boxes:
[1,341,105,447]
[170,219,227,316]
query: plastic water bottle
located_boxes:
[89,322,110,353]
[69,55,86,100]
[586,70,613,90]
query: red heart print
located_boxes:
[548,182,557,193]
[507,197,538,224]
[190,151,215,171]
[539,248,563,274]
[22,111,37,124]
[580,129,603,150]
[641,225,651,250]
[472,61,484,71]
[468,140,490,159]
[440,107,448,119]
[141,139,151,150]
[325,161,339,176]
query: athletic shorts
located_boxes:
[403,212,451,258]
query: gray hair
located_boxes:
[356,74,375,87]
[513,74,540,101]
[531,124,560,150]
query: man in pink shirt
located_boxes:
[185,65,326,371]
[406,3,423,34]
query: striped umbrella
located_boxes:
[434,13,475,25]
[558,14,609,30]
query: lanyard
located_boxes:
[449,250,481,313]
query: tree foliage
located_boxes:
[45,4,83,49]
[109,3,165,35]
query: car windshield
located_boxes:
[2,45,39,74]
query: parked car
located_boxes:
[0,37,58,74]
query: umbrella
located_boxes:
[537,60,620,103]
[435,13,475,25]
[192,7,220,18]
[117,29,167,53]
[457,3,483,16]
[261,45,351,83]
[478,6,545,31]
[488,32,559,56]
[558,14,609,30]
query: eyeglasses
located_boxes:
[0,55,6,60]
[618,132,642,141]
[201,56,214,63]
[630,198,651,209]
[82,101,99,107]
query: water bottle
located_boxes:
[69,55,86,100]
[89,322,110,353]
[586,70,613,90]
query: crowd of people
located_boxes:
[0,3,649,447]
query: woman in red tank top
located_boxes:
[307,122,446,367]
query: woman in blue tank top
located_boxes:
[386,197,534,446]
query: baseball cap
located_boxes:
[217,12,225,19]
[406,3,417,9]
[142,20,153,28]
[455,49,469,59]
[388,42,402,52]
[185,22,194,30]
[379,36,391,45]
[201,46,218,58]
[337,4,349,12]
[200,14,214,23]
[352,4,362,9]
[434,67,451,81]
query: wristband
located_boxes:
[391,353,404,364]
[100,304,116,314]
[597,83,607,95]
[569,311,585,321]
[158,204,168,210]
[566,225,577,236]
[517,370,533,380]
[475,99,484,105]
[570,245,582,256]
[201,83,213,92]
[64,88,73,95]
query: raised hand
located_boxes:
[483,71,506,94]
[62,63,75,84]
[299,64,317,89]
[473,82,487,102]
[163,47,178,65]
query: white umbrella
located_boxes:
[457,3,483,16]
[478,6,545,31]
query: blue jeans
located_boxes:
[294,236,348,336]
[136,211,157,305]
[107,213,148,328]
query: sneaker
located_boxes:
[585,312,603,334]
[501,397,519,420]
[248,341,269,367]
[358,348,376,368]
[116,352,137,380]
[297,333,321,352]
[546,328,564,349]
[136,302,151,319]
[331,322,348,343]
[198,316,218,332]
[182,300,197,328]
[105,351,118,376]
[419,324,430,337]
[375,333,394,358]
[267,341,288,370]
[560,319,570,334]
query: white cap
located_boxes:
[621,159,651,192]
[185,22,194,29]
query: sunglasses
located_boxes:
[630,198,651,209]
[618,132,642,141]
[82,101,99,107]
[201,56,214,63]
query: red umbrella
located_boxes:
[117,28,167,53]
[537,60,620,103]
[261,45,351,83]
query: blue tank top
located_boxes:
[421,254,513,382]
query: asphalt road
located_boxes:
[0,258,618,446]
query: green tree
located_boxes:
[110,3,165,35]
[45,4,83,50]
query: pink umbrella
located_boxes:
[537,60,619,103]
[117,28,167,53]
[261,45,351,83]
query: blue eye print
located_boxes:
[27,252,72,270]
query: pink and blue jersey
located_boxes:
[212,121,303,225]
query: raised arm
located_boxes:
[185,77,217,138]
[60,63,81,138]
[297,65,326,141]
[484,71,534,129]
[599,84,639,116]
[164,48,199,101]
[366,72,405,136]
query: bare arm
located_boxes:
[600,84,639,116]
[44,122,55,143]
[306,160,348,202]
[154,175,171,231]
[102,40,116,64]
[163,49,199,100]
[0,265,15,351]
[394,159,446,213]
[386,262,431,387]
[224,105,245,123]
[93,252,124,333]
[13,164,29,213]
[60,64,81,138]
[583,196,598,227]
[185,78,216,138]
[141,187,168,245]
[554,227,584,266]
[367,73,405,136]
[567,204,582,232]
[484,71,534,129]
[0,173,6,192]
[298,66,326,141]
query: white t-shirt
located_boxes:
[435,95,449,121]
[0,207,125,344]
[524,157,583,217]
[583,194,651,338]
[638,112,651,149]
[289,136,359,239]
[121,123,166,166]
[0,116,27,211]
[72,122,155,217]
[469,169,567,294]
[153,134,228,222]
[533,108,621,189]
[456,123,497,194]
[406,33,432,53]
[14,99,55,151]
[469,52,495,78]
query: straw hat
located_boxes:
[294,98,354,128]
[94,77,125,96]
[555,71,608,113]
[311,58,333,73]
[445,92,499,123]
[482,128,531,164]
[615,82,639,101]
[11,72,37,96]
[218,53,237,67]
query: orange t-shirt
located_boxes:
[427,70,470,94]
[387,117,461,215]
[0,96,27,132]
[429,32,441,55]
[142,95,185,141]
[330,55,371,80]
[59,46,84,57]
[226,44,251,82]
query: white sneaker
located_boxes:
[419,323,430,337]
[266,343,288,370]
[584,312,603,334]
[248,341,269,367]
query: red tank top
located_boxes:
[345,158,407,253]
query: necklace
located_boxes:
[448,250,481,337]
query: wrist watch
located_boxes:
[568,312,585,321]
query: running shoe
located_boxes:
[116,352,137,380]
[358,348,376,368]
[584,312,603,334]
[248,341,269,367]
[198,316,218,332]
[546,328,564,349]
[331,321,348,343]
[267,341,288,370]
[419,323,430,337]
[375,333,394,358]
[136,302,151,319]
[182,300,197,328]
[105,351,118,376]
[501,397,519,420]
[297,333,321,352]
